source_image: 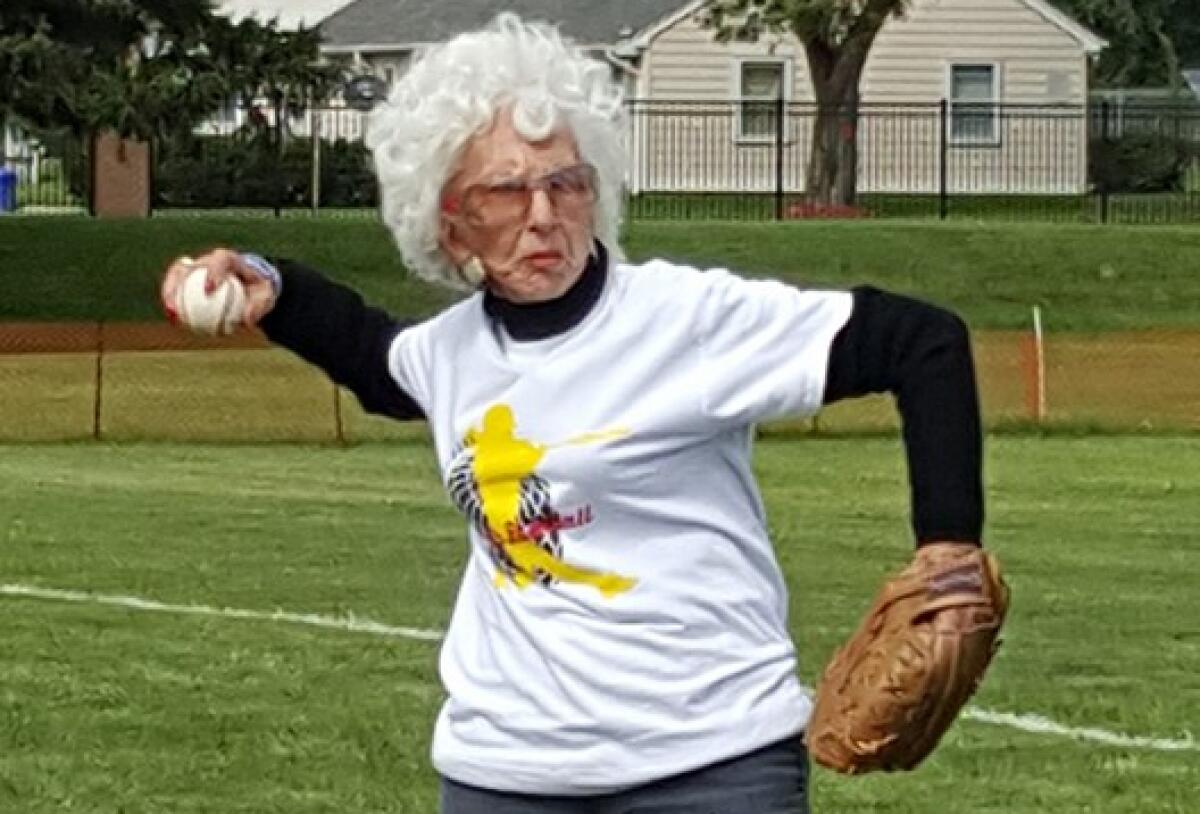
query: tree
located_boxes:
[1170,0,1200,71]
[205,20,345,149]
[0,1,342,143]
[1051,0,1200,89]
[704,0,910,207]
[0,0,223,139]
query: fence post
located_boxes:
[775,94,785,221]
[93,321,104,440]
[148,137,157,217]
[273,95,284,218]
[938,99,949,220]
[1021,305,1047,424]
[1099,100,1110,224]
[311,107,321,216]
[332,382,346,445]
[87,131,97,216]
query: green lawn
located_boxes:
[0,437,1196,812]
[2,217,1200,330]
[627,191,1200,224]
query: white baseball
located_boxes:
[175,265,246,336]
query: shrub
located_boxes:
[1090,132,1199,193]
[154,130,377,208]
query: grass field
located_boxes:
[1,216,1197,810]
[1,436,1197,812]
[4,217,1200,330]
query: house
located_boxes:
[318,0,685,93]
[2,118,37,185]
[204,0,362,137]
[315,0,1106,197]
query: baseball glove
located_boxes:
[807,542,1009,774]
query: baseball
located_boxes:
[175,265,246,336]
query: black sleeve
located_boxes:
[257,259,424,421]
[823,286,983,546]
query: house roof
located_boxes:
[215,0,358,30]
[319,0,689,51]
[1021,0,1107,55]
[319,0,1108,56]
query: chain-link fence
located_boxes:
[2,323,1196,442]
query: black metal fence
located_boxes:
[152,104,376,215]
[6,100,1199,224]
[623,100,1200,223]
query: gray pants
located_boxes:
[440,736,809,814]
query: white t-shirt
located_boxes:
[387,256,853,795]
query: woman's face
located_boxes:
[439,109,596,303]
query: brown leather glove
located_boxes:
[807,542,1009,774]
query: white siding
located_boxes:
[363,53,412,86]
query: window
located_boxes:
[738,61,786,140]
[949,64,999,145]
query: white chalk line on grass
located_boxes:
[3,582,1195,754]
[0,583,443,642]
[960,708,1196,752]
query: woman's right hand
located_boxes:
[160,248,279,329]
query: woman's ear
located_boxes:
[439,217,471,267]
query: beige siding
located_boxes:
[646,10,814,102]
[863,0,1088,104]
[644,0,1088,105]
[636,0,1093,194]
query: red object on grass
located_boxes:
[784,202,870,220]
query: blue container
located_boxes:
[0,167,17,213]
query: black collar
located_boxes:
[483,242,608,341]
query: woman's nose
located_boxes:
[527,188,557,228]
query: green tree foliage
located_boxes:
[1051,0,1200,88]
[0,1,342,142]
[0,0,222,138]
[205,18,344,146]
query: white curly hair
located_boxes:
[365,13,628,290]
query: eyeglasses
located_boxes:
[443,163,597,228]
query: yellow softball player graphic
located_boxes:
[446,404,635,597]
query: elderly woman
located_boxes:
[161,14,992,813]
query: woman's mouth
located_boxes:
[526,251,563,269]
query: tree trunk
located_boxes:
[801,4,894,209]
[806,83,862,207]
[806,72,864,207]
